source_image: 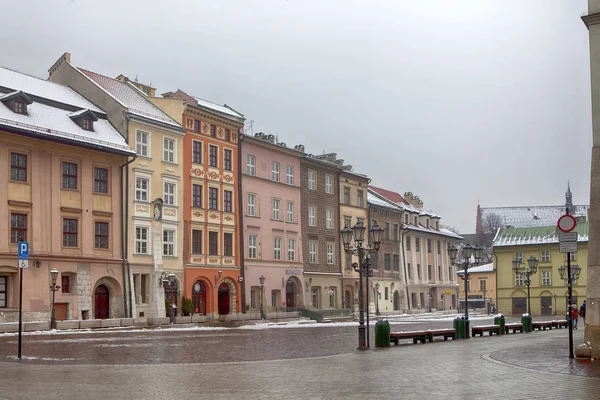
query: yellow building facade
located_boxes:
[457,263,497,312]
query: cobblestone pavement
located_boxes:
[0,317,599,399]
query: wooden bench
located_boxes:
[426,329,456,341]
[532,321,553,331]
[390,331,429,345]
[551,320,568,329]
[472,325,501,337]
[504,323,523,333]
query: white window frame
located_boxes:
[274,237,282,260]
[272,162,280,182]
[308,206,316,227]
[163,136,176,163]
[357,190,363,207]
[515,252,523,262]
[247,193,256,216]
[163,180,176,206]
[541,250,550,262]
[272,198,280,220]
[515,272,524,286]
[135,177,149,202]
[135,226,149,255]
[325,174,333,194]
[309,241,317,263]
[542,271,551,285]
[136,130,149,157]
[248,235,257,259]
[479,279,487,291]
[326,209,333,229]
[163,228,176,256]
[286,165,294,185]
[308,170,316,190]
[247,154,256,176]
[327,243,334,264]
[286,201,294,223]
[288,238,295,261]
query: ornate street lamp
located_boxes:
[341,222,383,349]
[49,268,60,330]
[259,275,266,320]
[448,243,482,338]
[513,256,538,315]
[558,262,581,359]
[168,273,176,324]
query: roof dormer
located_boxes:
[68,109,98,132]
[0,90,33,115]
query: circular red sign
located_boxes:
[557,214,577,233]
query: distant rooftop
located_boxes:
[481,205,588,229]
[493,222,589,247]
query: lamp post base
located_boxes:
[464,319,470,339]
[357,323,367,350]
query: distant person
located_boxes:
[580,301,586,326]
[571,306,579,329]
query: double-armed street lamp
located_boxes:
[512,256,539,315]
[259,275,266,320]
[341,221,384,350]
[558,263,581,359]
[49,268,60,330]
[447,244,483,339]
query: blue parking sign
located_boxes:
[18,242,29,260]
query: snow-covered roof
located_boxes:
[481,205,588,229]
[404,223,463,240]
[0,66,134,155]
[193,97,244,120]
[457,263,494,275]
[493,222,589,247]
[78,68,183,130]
[367,188,441,218]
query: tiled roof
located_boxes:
[0,66,134,155]
[493,222,589,247]
[481,205,588,229]
[369,186,409,204]
[78,69,183,129]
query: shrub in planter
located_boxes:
[182,297,193,316]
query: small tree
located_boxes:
[182,297,193,316]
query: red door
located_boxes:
[286,281,296,309]
[218,283,230,315]
[95,285,109,319]
[192,281,206,315]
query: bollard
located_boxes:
[494,314,506,335]
[375,319,391,347]
[521,314,532,333]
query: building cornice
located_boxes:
[582,12,600,28]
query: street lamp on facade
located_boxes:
[168,273,176,324]
[259,275,266,320]
[49,268,60,330]
[375,282,380,317]
[448,244,483,338]
[341,221,384,350]
[558,263,581,359]
[512,256,539,315]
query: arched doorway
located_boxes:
[94,285,109,319]
[286,279,297,310]
[163,277,178,316]
[393,290,401,311]
[218,283,230,315]
[344,290,351,310]
[192,280,207,315]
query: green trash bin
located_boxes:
[494,314,506,335]
[375,319,391,347]
[454,317,465,339]
[521,314,532,333]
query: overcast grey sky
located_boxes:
[1,0,591,233]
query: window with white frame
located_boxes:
[135,177,149,202]
[308,170,316,190]
[272,162,280,182]
[288,239,295,261]
[479,279,487,291]
[286,201,294,223]
[515,252,523,262]
[325,174,333,194]
[247,154,255,176]
[515,272,524,286]
[163,137,175,163]
[286,165,294,185]
[274,237,282,260]
[542,271,551,285]
[272,198,280,220]
[248,235,257,258]
[308,206,316,226]
[163,229,175,256]
[163,181,176,205]
[247,193,256,216]
[136,130,149,157]
[541,250,550,262]
[327,243,334,264]
[135,226,149,254]
[326,209,333,229]
[309,241,317,263]
[357,190,364,207]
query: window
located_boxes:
[405,214,409,224]
[326,209,333,229]
[344,216,351,228]
[224,190,232,212]
[308,170,316,190]
[308,206,316,226]
[286,201,294,223]
[192,141,202,164]
[357,190,364,207]
[163,229,175,256]
[10,213,27,243]
[225,129,230,141]
[247,154,255,175]
[437,240,441,255]
[408,263,412,279]
[209,187,218,210]
[393,224,399,240]
[10,153,26,182]
[393,254,400,271]
[325,174,333,193]
[569,253,576,261]
[427,265,432,280]
[193,184,202,207]
[274,237,282,260]
[406,236,411,251]
[311,287,319,308]
[163,182,175,205]
[209,232,218,255]
[194,119,200,132]
[327,243,334,264]
[224,233,233,257]
[163,137,175,163]
[479,279,487,291]
[438,265,442,280]
[94,167,108,194]
[136,131,149,157]
[94,222,109,249]
[515,252,523,262]
[343,187,350,204]
[248,235,257,258]
[135,227,149,254]
[467,280,471,292]
[515,272,524,286]
[247,193,256,216]
[329,288,335,307]
[62,162,77,189]
[309,241,317,263]
[135,178,149,202]
[385,287,389,300]
[61,275,70,294]
[288,239,295,261]
[384,222,390,239]
[426,219,430,229]
[384,254,391,270]
[541,250,550,262]
[63,219,78,247]
[272,199,280,220]
[345,252,352,269]
[192,230,202,254]
[224,149,232,171]
[209,145,218,167]
[417,264,421,279]
[542,271,551,285]
[427,239,432,253]
[210,124,216,137]
[272,162,280,182]
[14,100,25,114]
[286,165,294,185]
[415,238,420,252]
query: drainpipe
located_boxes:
[121,115,135,318]
[238,130,246,313]
[493,250,499,314]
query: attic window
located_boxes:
[68,109,98,132]
[0,90,33,115]
[82,119,93,131]
[14,101,26,115]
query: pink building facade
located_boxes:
[241,134,305,314]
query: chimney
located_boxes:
[294,144,305,153]
[48,52,71,78]
[264,134,275,143]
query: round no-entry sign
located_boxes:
[557,214,577,233]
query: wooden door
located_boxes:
[286,281,296,309]
[94,285,109,319]
[192,281,206,315]
[218,283,230,315]
[512,297,526,316]
[541,296,552,316]
[54,303,68,321]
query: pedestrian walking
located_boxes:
[580,300,586,326]
[571,306,580,329]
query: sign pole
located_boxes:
[18,265,23,359]
[567,251,574,359]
